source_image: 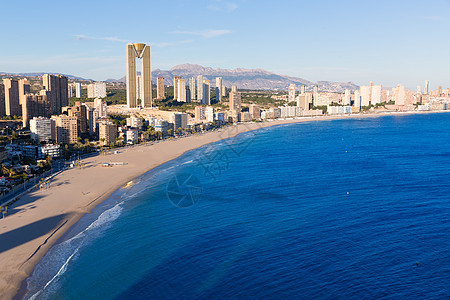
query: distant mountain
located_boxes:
[112,63,358,92]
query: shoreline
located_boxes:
[1,110,448,299]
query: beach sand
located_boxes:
[0,111,445,299]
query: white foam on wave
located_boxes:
[25,203,123,299]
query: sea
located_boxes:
[24,113,450,299]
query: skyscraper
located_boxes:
[0,82,5,116]
[42,74,69,114]
[288,84,296,102]
[173,76,181,100]
[18,79,30,107]
[354,90,361,109]
[87,82,107,98]
[126,43,151,108]
[51,115,78,144]
[189,77,196,100]
[232,85,237,92]
[229,91,241,112]
[371,85,382,105]
[395,84,406,106]
[215,77,223,102]
[343,89,351,105]
[75,82,81,98]
[360,86,371,107]
[157,77,165,99]
[177,79,186,102]
[202,80,210,105]
[68,101,88,134]
[197,75,204,102]
[425,80,429,95]
[22,94,50,127]
[3,78,21,116]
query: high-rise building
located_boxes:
[371,85,382,105]
[3,79,20,116]
[170,113,188,131]
[75,82,82,98]
[68,83,73,98]
[18,79,30,107]
[395,84,406,106]
[300,85,306,94]
[126,116,143,129]
[51,115,78,144]
[0,82,5,116]
[215,77,223,102]
[177,79,186,102]
[231,85,237,92]
[189,77,196,100]
[197,75,204,101]
[87,82,107,98]
[68,102,88,134]
[42,74,69,114]
[438,86,443,97]
[195,106,206,122]
[205,106,215,122]
[417,86,422,94]
[354,90,361,109]
[360,86,371,107]
[94,98,107,118]
[126,43,151,108]
[424,80,429,95]
[157,77,165,99]
[202,80,210,105]
[250,104,261,119]
[22,94,50,127]
[173,76,182,100]
[297,93,313,110]
[222,85,226,97]
[229,91,241,112]
[98,121,117,145]
[30,117,52,142]
[343,89,351,105]
[288,84,296,102]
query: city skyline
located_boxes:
[1,0,450,89]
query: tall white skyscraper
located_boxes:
[395,84,406,106]
[75,82,81,98]
[177,79,186,102]
[231,85,237,92]
[126,43,151,108]
[425,80,429,95]
[360,86,371,106]
[343,89,351,105]
[197,75,204,102]
[300,85,306,94]
[371,85,382,105]
[189,77,196,100]
[215,77,223,102]
[288,84,296,102]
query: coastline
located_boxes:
[1,110,448,299]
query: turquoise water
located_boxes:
[26,114,450,299]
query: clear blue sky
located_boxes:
[1,0,449,89]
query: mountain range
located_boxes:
[110,64,359,92]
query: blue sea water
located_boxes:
[25,113,450,299]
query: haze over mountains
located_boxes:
[2,64,359,92]
[111,64,359,92]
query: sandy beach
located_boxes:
[0,111,446,299]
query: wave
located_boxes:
[24,203,124,299]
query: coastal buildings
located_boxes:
[94,98,107,118]
[343,89,351,105]
[75,82,81,98]
[288,84,296,102]
[22,94,50,127]
[126,116,143,129]
[195,106,206,122]
[126,43,151,108]
[30,117,52,142]
[177,79,186,102]
[0,82,5,116]
[68,102,88,134]
[52,115,78,144]
[360,86,371,107]
[229,91,241,112]
[99,121,118,146]
[157,77,165,99]
[197,75,204,102]
[87,82,107,98]
[250,104,261,119]
[42,74,69,114]
[205,106,215,123]
[189,77,196,100]
[170,113,188,131]
[3,79,20,116]
[425,80,429,95]
[371,85,382,105]
[173,76,181,101]
[215,77,223,102]
[202,80,210,105]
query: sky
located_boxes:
[1,0,450,89]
